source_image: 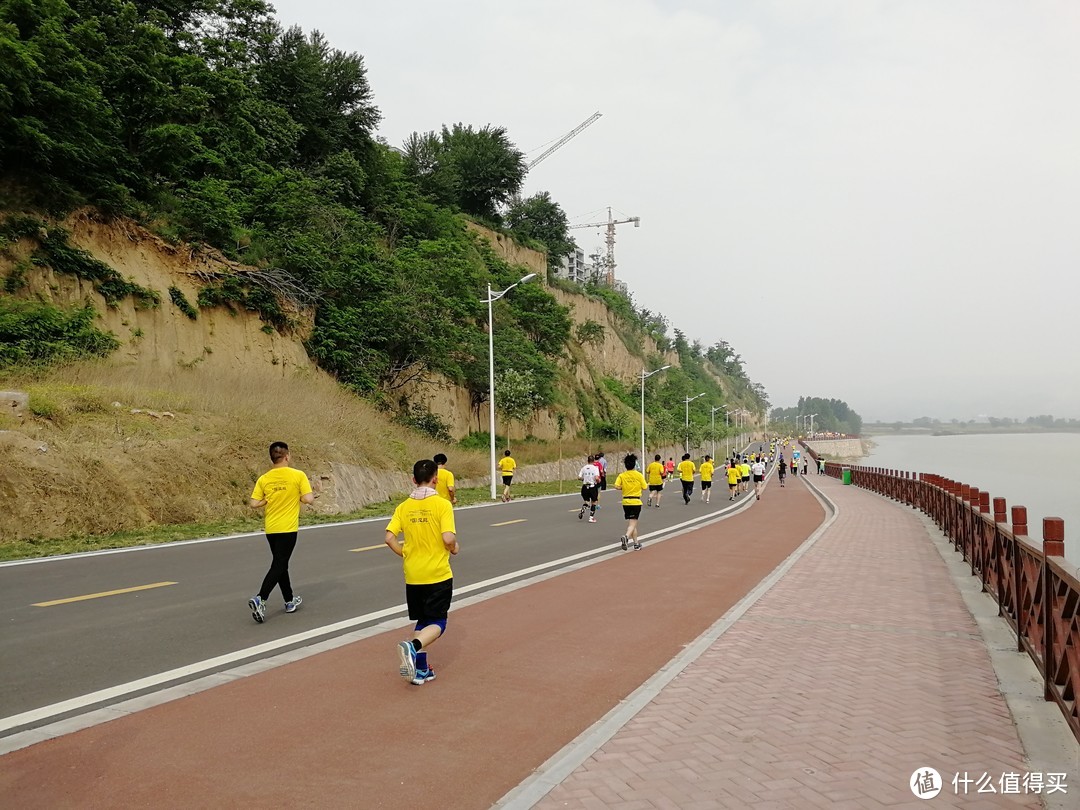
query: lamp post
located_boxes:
[807,413,818,438]
[722,405,731,459]
[484,272,537,500]
[710,405,725,461]
[640,365,671,463]
[683,393,705,453]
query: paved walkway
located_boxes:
[523,474,1059,809]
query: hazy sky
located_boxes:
[270,0,1079,422]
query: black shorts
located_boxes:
[728,480,738,488]
[405,578,453,622]
[701,481,712,489]
[741,476,750,483]
[502,476,513,486]
[648,484,663,492]
[623,504,642,520]
[581,484,599,501]
[753,474,764,483]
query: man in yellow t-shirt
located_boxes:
[433,452,456,505]
[726,461,741,500]
[645,453,666,508]
[247,441,315,623]
[498,449,516,502]
[677,453,696,505]
[739,458,751,494]
[699,455,715,504]
[385,458,459,685]
[614,453,648,550]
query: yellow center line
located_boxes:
[33,581,177,608]
[492,519,527,527]
[350,543,387,553]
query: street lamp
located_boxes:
[807,413,818,438]
[710,405,726,461]
[640,365,671,463]
[722,405,731,459]
[683,393,705,453]
[484,272,537,500]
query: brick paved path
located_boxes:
[532,474,1041,808]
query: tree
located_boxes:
[506,191,576,271]
[402,123,525,221]
[575,319,604,347]
[495,367,539,447]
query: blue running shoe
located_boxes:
[284,595,303,613]
[397,640,417,680]
[410,668,436,686]
[248,595,265,624]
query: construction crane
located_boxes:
[569,207,641,287]
[526,112,602,170]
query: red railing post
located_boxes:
[1012,506,1028,653]
[993,497,1008,617]
[1042,517,1066,702]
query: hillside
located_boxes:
[0,2,768,550]
[0,211,762,546]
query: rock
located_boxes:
[112,401,123,408]
[161,412,175,418]
[1,391,30,417]
[131,409,143,414]
[37,443,48,453]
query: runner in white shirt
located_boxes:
[578,455,601,523]
[751,459,766,500]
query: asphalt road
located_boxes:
[0,470,768,730]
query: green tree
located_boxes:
[506,191,576,271]
[402,123,525,221]
[495,367,539,448]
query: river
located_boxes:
[860,432,1080,564]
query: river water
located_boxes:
[861,432,1080,564]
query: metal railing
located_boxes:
[807,447,1080,744]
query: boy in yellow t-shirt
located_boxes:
[497,449,516,502]
[645,453,666,508]
[726,461,741,500]
[385,458,459,686]
[247,441,315,623]
[614,453,648,550]
[677,453,696,505]
[739,459,751,494]
[699,455,715,504]
[433,452,456,505]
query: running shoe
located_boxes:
[248,595,266,624]
[397,640,417,680]
[578,504,587,520]
[633,542,642,550]
[588,516,597,523]
[284,595,303,613]
[620,535,629,551]
[411,668,436,686]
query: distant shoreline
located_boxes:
[862,427,1080,438]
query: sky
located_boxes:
[270,0,1080,422]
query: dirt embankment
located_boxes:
[0,214,699,544]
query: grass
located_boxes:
[0,479,581,561]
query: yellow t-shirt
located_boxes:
[726,466,740,485]
[614,470,647,504]
[678,460,696,482]
[385,495,457,585]
[251,467,312,534]
[739,463,751,478]
[498,456,516,475]
[435,467,456,502]
[700,461,714,482]
[645,461,665,486]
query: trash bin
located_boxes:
[842,467,852,485]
